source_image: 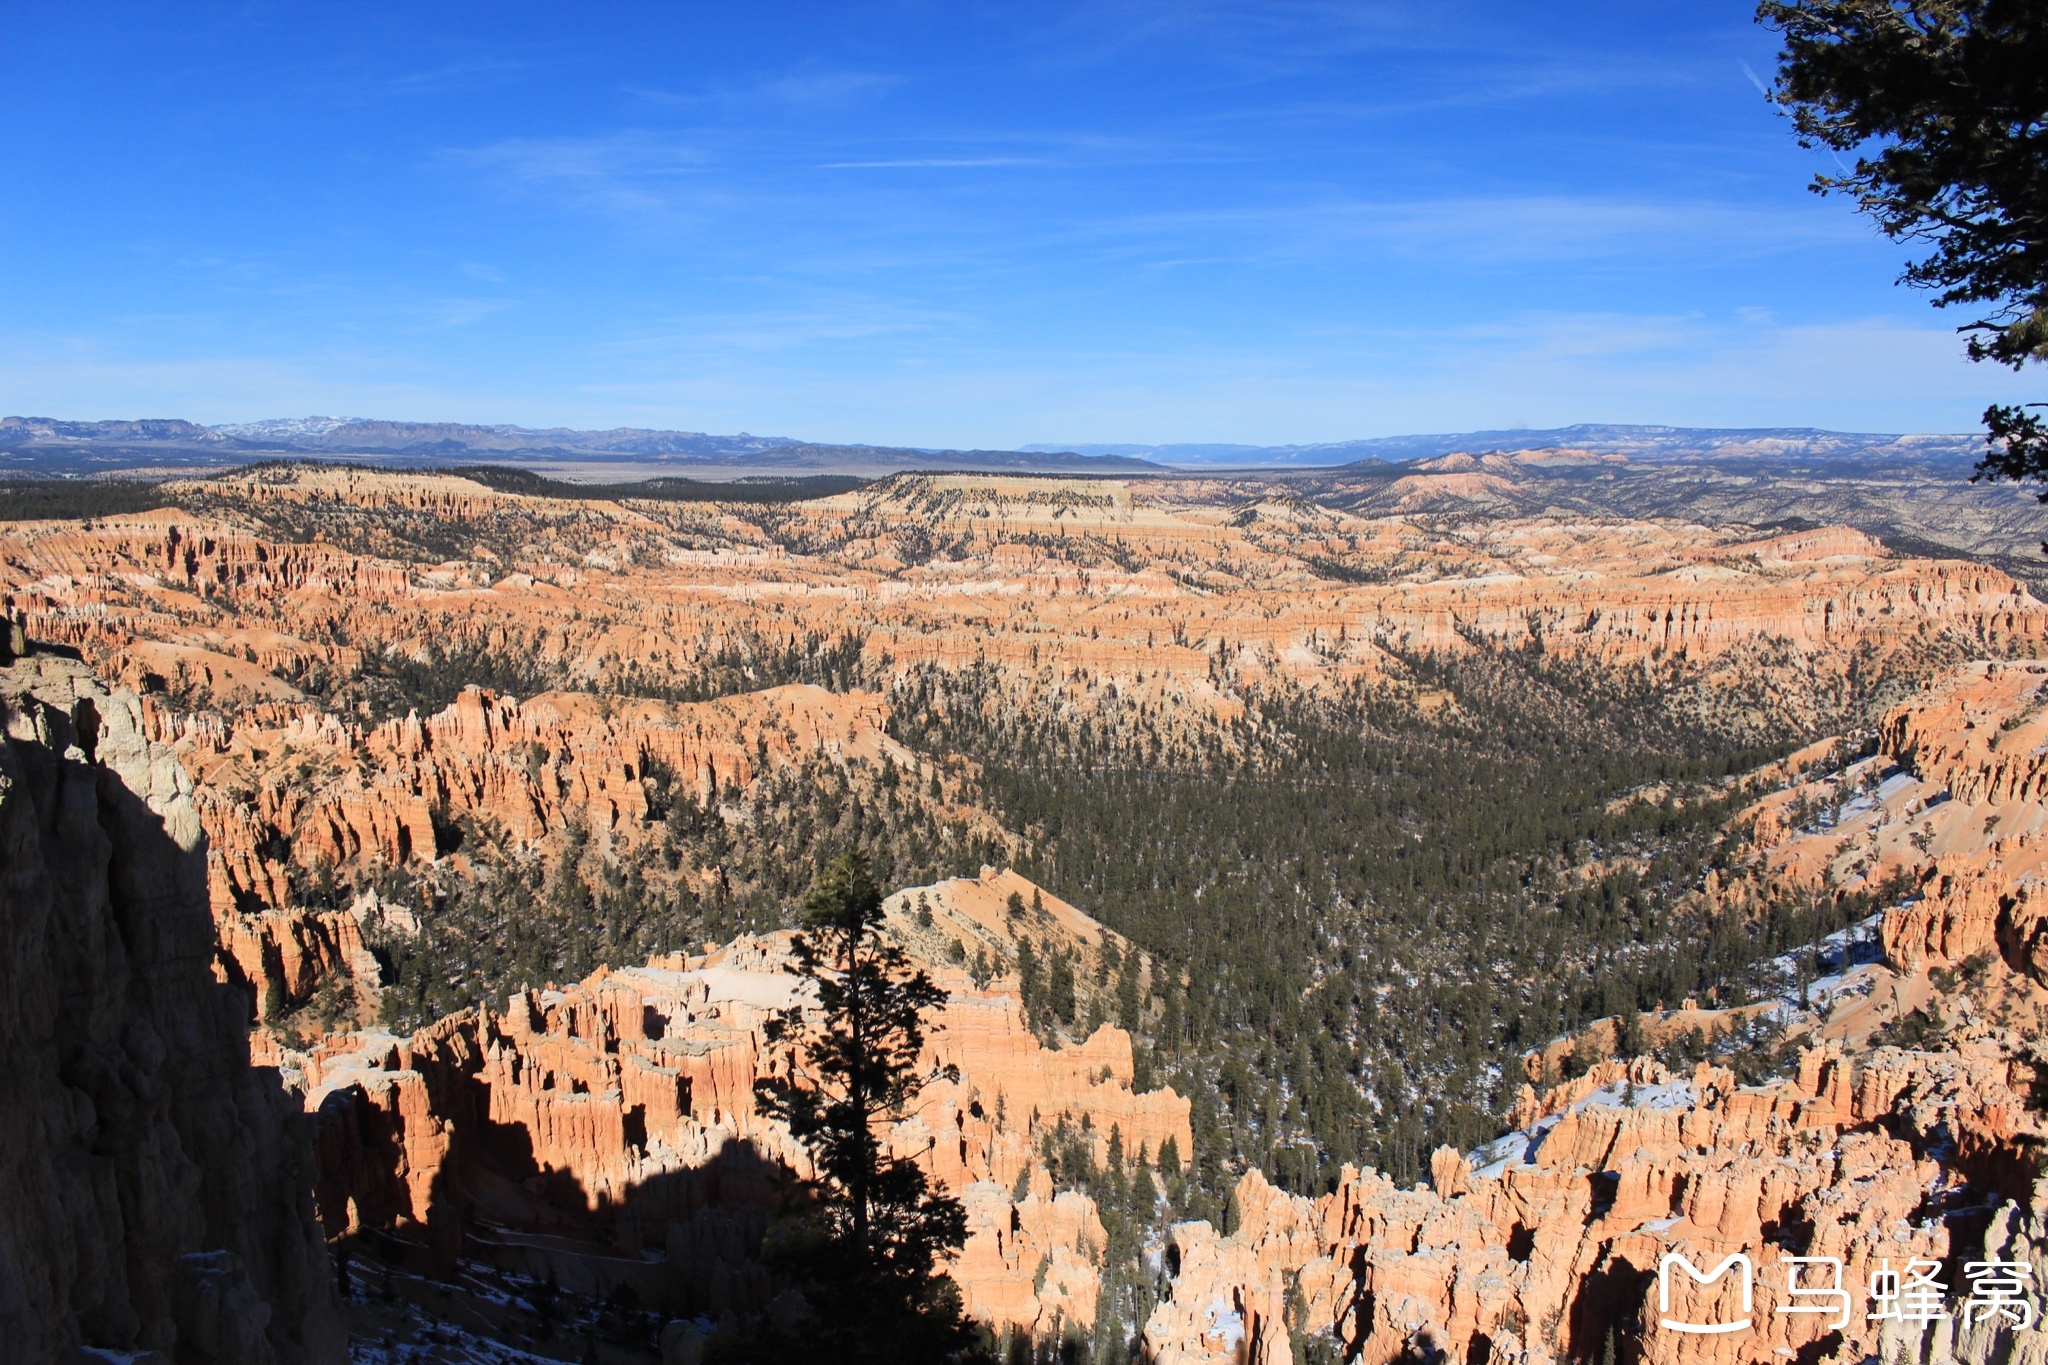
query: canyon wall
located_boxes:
[7,468,2041,1028]
[7,470,2048,1358]
[1134,656,2048,1363]
[295,870,1189,1341]
[0,654,343,1364]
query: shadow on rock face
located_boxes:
[0,654,346,1363]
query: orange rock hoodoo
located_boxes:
[1133,657,2048,1363]
[7,471,2039,1022]
[173,680,929,1014]
[300,904,1190,1338]
[1137,1042,2041,1364]
[8,469,2048,1357]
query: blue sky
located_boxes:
[1,1,2034,446]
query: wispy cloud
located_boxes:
[0,337,489,426]
[821,157,1047,170]
[624,67,901,112]
[443,107,1863,282]
[1014,0,1445,80]
[533,310,2039,448]
[301,53,532,107]
[420,297,510,328]
[599,296,963,355]
[993,192,1873,278]
[445,131,717,224]
[383,56,528,97]
[758,69,902,106]
[455,131,709,183]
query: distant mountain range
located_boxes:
[0,415,1987,478]
[1021,423,1987,468]
[0,416,1164,477]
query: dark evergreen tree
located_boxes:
[746,852,972,1362]
[1115,951,1143,1033]
[1047,949,1077,1025]
[1759,0,2048,495]
[1016,937,1041,1022]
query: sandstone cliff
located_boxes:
[294,869,1187,1343]
[1130,657,2048,1364]
[1139,1040,2042,1363]
[0,654,343,1363]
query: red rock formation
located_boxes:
[0,655,344,1362]
[1133,657,2048,1364]
[1141,1042,2041,1363]
[301,891,1188,1339]
[182,681,914,899]
[4,468,2039,1029]
[165,680,968,1018]
[8,470,2048,1357]
[5,470,2037,735]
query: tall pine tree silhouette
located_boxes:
[748,852,972,1361]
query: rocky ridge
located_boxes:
[292,868,1188,1343]
[7,470,2035,715]
[1134,657,2048,1364]
[0,654,343,1363]
[3,469,2041,1031]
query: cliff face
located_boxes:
[1139,1041,2044,1365]
[1128,657,2048,1364]
[293,869,1188,1341]
[8,469,2038,1029]
[0,655,343,1363]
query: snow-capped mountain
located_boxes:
[208,417,369,440]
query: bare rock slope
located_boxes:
[0,654,343,1364]
[1137,659,2048,1364]
[297,867,1188,1343]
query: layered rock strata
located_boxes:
[5,470,2042,1030]
[1141,1042,2040,1364]
[0,654,343,1363]
[1135,659,2048,1363]
[297,874,1188,1339]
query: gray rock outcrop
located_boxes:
[0,654,344,1363]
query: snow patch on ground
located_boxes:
[1764,911,1889,1017]
[1466,1079,1695,1179]
[1203,1296,1246,1353]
